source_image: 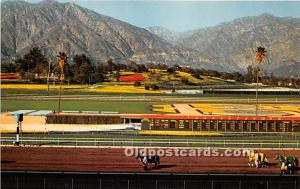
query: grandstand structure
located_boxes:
[46,113,300,133]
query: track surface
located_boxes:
[1,147,300,174]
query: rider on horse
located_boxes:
[247,150,268,168]
[137,153,160,171]
[276,154,298,174]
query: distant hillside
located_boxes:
[146,14,300,76]
[146,26,195,45]
[175,14,300,76]
[2,1,300,76]
[1,0,214,69]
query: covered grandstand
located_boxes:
[45,113,300,133]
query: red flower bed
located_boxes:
[0,74,20,79]
[119,74,145,82]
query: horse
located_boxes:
[137,154,160,171]
[245,150,268,168]
[276,154,298,174]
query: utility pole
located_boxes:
[56,52,68,113]
[255,66,259,117]
[47,58,51,94]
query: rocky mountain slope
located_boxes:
[1,0,215,69]
[2,1,300,76]
[149,14,300,76]
[146,26,195,45]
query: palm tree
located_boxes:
[255,46,266,119]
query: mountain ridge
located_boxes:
[2,0,300,76]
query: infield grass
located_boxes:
[1,99,155,113]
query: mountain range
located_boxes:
[1,0,300,76]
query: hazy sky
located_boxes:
[8,1,300,31]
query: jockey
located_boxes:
[142,156,147,165]
[259,152,268,167]
[248,151,256,167]
[280,157,289,173]
[259,153,267,162]
[254,152,260,167]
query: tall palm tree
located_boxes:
[255,46,266,119]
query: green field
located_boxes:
[1,99,156,113]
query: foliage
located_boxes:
[15,47,49,78]
[4,48,300,88]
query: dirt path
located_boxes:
[2,147,300,174]
[173,104,202,115]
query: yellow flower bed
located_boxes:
[1,84,84,90]
[152,108,177,113]
[148,69,167,74]
[201,109,225,115]
[120,71,136,75]
[153,104,173,108]
[152,104,177,113]
[1,83,162,94]
[0,130,48,134]
[275,106,300,112]
[138,130,222,136]
[87,85,162,94]
[191,104,214,108]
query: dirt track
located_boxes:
[1,147,300,174]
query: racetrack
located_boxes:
[1,147,300,174]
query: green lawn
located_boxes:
[1,99,155,113]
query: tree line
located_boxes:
[1,47,299,88]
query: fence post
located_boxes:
[183,179,186,189]
[127,179,130,189]
[99,179,102,189]
[156,180,158,189]
[71,178,74,189]
[16,176,19,189]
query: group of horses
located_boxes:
[245,150,298,174]
[136,151,298,174]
